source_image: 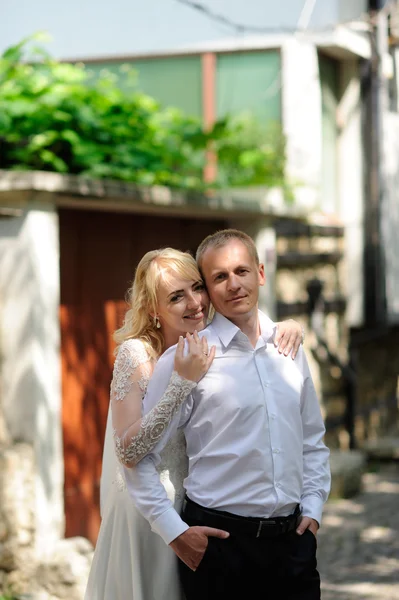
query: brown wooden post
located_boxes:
[202,52,217,183]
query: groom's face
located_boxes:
[200,239,265,320]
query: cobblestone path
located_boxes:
[318,465,399,600]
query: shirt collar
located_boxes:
[211,310,276,348]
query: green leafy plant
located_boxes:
[0,34,290,195]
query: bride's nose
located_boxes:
[186,291,201,309]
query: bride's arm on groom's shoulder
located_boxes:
[111,339,156,467]
[115,334,214,468]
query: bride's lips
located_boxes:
[184,309,205,321]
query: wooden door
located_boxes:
[59,208,226,543]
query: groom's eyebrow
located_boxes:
[210,263,250,275]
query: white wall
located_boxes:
[281,44,366,327]
[337,60,365,327]
[281,38,323,209]
[382,111,399,323]
[0,0,367,59]
[0,208,63,554]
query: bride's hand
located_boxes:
[275,319,305,360]
[174,331,216,382]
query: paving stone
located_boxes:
[318,465,399,599]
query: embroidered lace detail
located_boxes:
[137,374,150,393]
[111,339,150,402]
[114,466,126,492]
[106,338,189,508]
[113,433,124,465]
[120,371,195,466]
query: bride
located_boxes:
[84,247,304,600]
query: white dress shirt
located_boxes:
[124,310,331,545]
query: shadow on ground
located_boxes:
[318,465,399,599]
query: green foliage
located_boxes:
[212,114,291,197]
[0,35,289,194]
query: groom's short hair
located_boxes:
[196,229,259,269]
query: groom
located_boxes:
[125,229,330,599]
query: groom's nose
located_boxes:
[227,273,240,291]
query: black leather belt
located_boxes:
[183,497,301,539]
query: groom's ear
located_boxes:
[258,263,266,287]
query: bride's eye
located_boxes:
[170,294,182,303]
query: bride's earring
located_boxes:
[154,316,161,329]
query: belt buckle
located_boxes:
[256,519,276,538]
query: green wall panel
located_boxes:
[86,56,202,117]
[216,51,281,125]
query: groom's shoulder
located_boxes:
[157,343,176,365]
[199,322,218,342]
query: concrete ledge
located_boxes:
[329,449,366,499]
[363,437,399,461]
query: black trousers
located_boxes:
[179,508,321,600]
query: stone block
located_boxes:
[0,444,36,572]
[329,449,366,498]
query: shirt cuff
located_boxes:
[151,506,189,545]
[300,495,324,527]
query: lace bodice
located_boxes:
[111,339,194,471]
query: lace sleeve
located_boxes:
[111,340,196,468]
[121,371,195,467]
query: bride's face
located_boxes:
[156,273,210,338]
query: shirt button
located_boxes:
[271,413,276,420]
[263,381,269,387]
[273,448,280,454]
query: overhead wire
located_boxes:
[173,1,395,127]
[261,0,318,101]
[175,0,373,35]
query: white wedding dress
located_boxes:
[85,339,194,600]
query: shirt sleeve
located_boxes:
[298,348,331,526]
[123,344,194,544]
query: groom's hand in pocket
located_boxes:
[170,526,229,571]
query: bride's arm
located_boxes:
[274,319,305,359]
[112,335,214,468]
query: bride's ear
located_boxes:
[151,315,161,329]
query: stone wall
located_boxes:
[0,443,36,581]
[275,218,399,450]
[0,209,65,553]
[351,326,399,446]
[275,218,350,450]
[0,398,93,599]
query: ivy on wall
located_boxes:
[0,35,289,194]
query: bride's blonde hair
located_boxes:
[113,248,203,360]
